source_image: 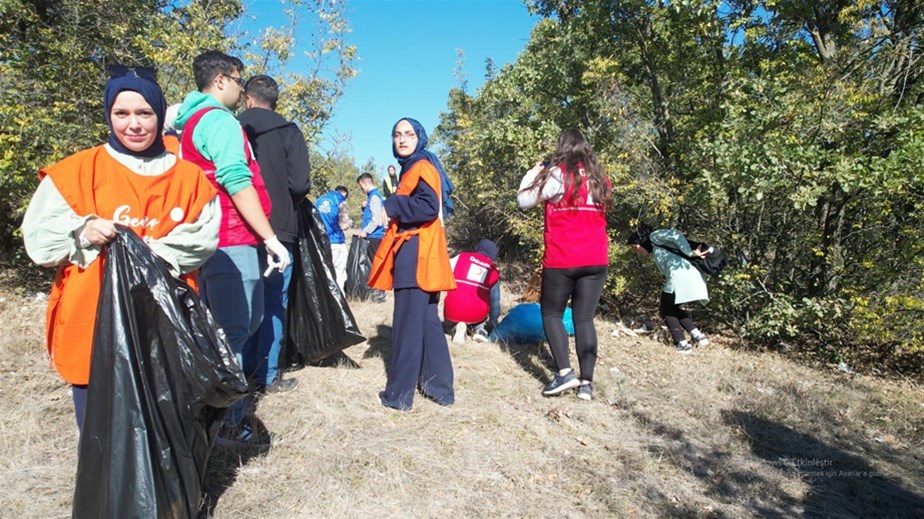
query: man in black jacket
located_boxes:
[239,75,311,393]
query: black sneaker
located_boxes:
[542,371,580,396]
[264,376,299,394]
[577,383,593,401]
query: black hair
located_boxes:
[627,229,653,253]
[356,172,375,184]
[387,165,396,173]
[193,50,241,91]
[335,185,349,197]
[245,74,278,109]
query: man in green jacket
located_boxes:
[174,50,288,447]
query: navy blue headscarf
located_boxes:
[474,239,498,261]
[391,117,455,218]
[104,71,167,157]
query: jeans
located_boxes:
[488,282,501,330]
[246,243,294,386]
[200,245,264,427]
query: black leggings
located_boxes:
[540,265,608,382]
[659,291,696,344]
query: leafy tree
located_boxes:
[438,0,924,372]
[0,0,356,258]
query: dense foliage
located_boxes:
[0,0,356,256]
[435,0,923,371]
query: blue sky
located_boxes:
[246,0,540,178]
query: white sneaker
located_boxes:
[693,334,710,348]
[472,324,491,343]
[452,323,467,344]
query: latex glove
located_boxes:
[264,235,290,277]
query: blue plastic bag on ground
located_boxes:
[490,303,574,343]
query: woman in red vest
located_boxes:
[369,117,456,410]
[22,67,219,432]
[517,129,612,401]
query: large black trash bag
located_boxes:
[285,201,365,368]
[73,228,248,519]
[344,236,375,301]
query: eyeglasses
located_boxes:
[107,65,158,81]
[222,74,246,87]
[393,131,417,141]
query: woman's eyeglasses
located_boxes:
[106,65,158,81]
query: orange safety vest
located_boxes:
[40,146,217,385]
[368,160,456,292]
[163,133,180,156]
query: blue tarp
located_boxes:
[490,303,574,343]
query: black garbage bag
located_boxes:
[285,201,365,368]
[73,228,248,519]
[344,236,375,301]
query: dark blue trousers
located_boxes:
[380,288,455,410]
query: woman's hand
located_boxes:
[83,218,117,246]
[379,207,390,227]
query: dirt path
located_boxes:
[1,291,922,518]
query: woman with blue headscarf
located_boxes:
[22,66,220,432]
[369,118,457,410]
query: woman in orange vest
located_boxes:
[369,118,456,410]
[21,67,220,432]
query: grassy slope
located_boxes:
[0,289,922,518]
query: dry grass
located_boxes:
[1,286,922,519]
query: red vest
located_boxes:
[180,107,271,247]
[543,169,609,268]
[444,252,499,323]
[40,146,217,384]
[368,160,456,292]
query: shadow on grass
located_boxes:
[198,416,272,518]
[498,339,556,384]
[622,407,924,518]
[363,324,393,376]
[307,350,361,369]
[627,409,793,518]
[723,410,924,519]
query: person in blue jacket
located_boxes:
[628,228,710,353]
[357,172,387,302]
[316,186,349,292]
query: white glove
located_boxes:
[264,235,290,276]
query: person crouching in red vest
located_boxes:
[444,239,501,344]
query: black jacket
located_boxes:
[239,107,311,244]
